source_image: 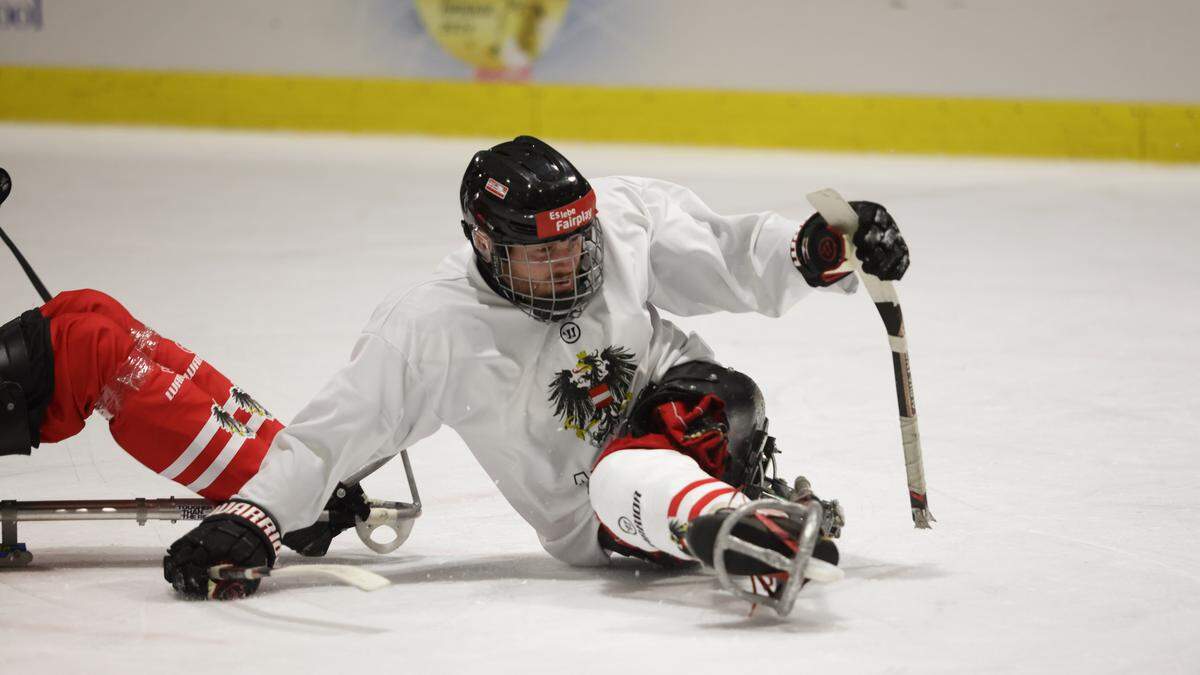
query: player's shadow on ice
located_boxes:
[597,554,944,629]
[645,554,942,629]
[843,556,946,582]
[10,547,942,631]
[597,557,848,630]
[354,551,600,584]
[356,551,938,630]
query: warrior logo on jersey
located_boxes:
[211,405,255,438]
[229,387,271,418]
[547,346,637,447]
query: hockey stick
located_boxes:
[805,189,934,529]
[0,168,53,303]
[210,563,390,592]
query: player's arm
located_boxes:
[239,332,441,532]
[163,332,443,599]
[631,178,907,315]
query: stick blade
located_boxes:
[273,564,391,592]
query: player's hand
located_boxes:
[849,201,909,281]
[793,201,909,286]
[281,482,370,557]
[163,500,280,600]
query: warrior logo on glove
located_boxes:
[163,500,280,600]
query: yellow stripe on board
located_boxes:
[2,65,1197,162]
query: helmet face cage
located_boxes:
[481,219,605,322]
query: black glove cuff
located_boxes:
[206,500,282,567]
[792,213,851,288]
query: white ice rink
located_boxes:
[1,124,1198,673]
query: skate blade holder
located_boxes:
[355,499,421,554]
[712,498,844,616]
[353,449,423,554]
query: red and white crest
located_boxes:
[485,177,509,200]
[589,383,613,409]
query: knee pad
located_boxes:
[0,310,53,455]
[626,361,777,497]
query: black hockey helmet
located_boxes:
[460,136,604,322]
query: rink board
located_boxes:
[2,65,1198,163]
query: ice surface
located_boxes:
[1,124,1198,673]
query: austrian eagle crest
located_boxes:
[548,346,637,447]
[212,405,255,438]
[229,387,271,418]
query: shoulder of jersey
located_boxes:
[594,176,654,239]
[367,269,488,331]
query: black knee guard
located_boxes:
[625,361,779,498]
[0,310,54,456]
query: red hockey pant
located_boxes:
[38,289,282,501]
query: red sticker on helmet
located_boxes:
[485,177,509,200]
[535,190,596,239]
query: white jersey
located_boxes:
[238,176,853,565]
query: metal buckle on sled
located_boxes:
[711,498,842,616]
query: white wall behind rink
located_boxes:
[0,0,1196,102]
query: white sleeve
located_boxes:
[635,178,855,317]
[237,332,443,533]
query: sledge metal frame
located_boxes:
[711,498,824,617]
[0,450,422,567]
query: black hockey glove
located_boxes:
[163,500,280,600]
[793,201,909,287]
[281,482,370,557]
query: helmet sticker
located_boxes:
[485,177,509,200]
[535,190,596,240]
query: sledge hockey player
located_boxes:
[162,136,910,606]
[0,289,283,502]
